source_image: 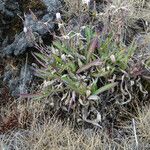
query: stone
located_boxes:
[1,0,62,56]
[0,0,62,96]
[3,32,32,56]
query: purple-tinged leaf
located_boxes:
[76,59,103,74]
[87,37,100,62]
[19,92,42,98]
[32,52,47,68]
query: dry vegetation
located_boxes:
[0,0,150,149]
[0,101,150,150]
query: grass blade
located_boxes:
[76,59,103,74]
[93,82,118,95]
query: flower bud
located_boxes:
[23,27,27,33]
[86,90,91,97]
[61,54,66,61]
[56,12,61,20]
[110,54,116,63]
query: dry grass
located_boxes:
[136,105,150,144]
[0,99,150,150]
[62,0,150,44]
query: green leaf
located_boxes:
[91,78,98,93]
[93,82,118,95]
[99,35,113,53]
[61,75,86,95]
[52,54,63,64]
[68,61,77,72]
[92,70,111,77]
[76,59,103,74]
[85,26,93,44]
[78,58,83,68]
[53,41,69,54]
[87,37,99,62]
[33,52,47,62]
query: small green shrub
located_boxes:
[33,25,137,126]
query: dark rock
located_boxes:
[1,0,62,56]
[19,63,33,94]
[3,32,32,56]
[0,0,20,17]
[3,60,33,96]
[0,0,62,96]
[0,0,23,52]
[43,0,62,13]
[24,13,54,35]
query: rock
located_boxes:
[43,0,62,13]
[23,13,54,35]
[0,0,20,17]
[18,63,33,95]
[3,59,33,96]
[0,0,22,49]
[1,0,62,56]
[3,32,32,56]
[0,0,62,96]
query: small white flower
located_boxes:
[23,27,27,33]
[82,0,90,6]
[50,102,54,107]
[110,54,116,63]
[51,46,59,55]
[86,90,91,97]
[56,12,61,20]
[62,35,70,40]
[130,80,134,86]
[145,21,148,26]
[61,54,66,61]
[107,65,110,71]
